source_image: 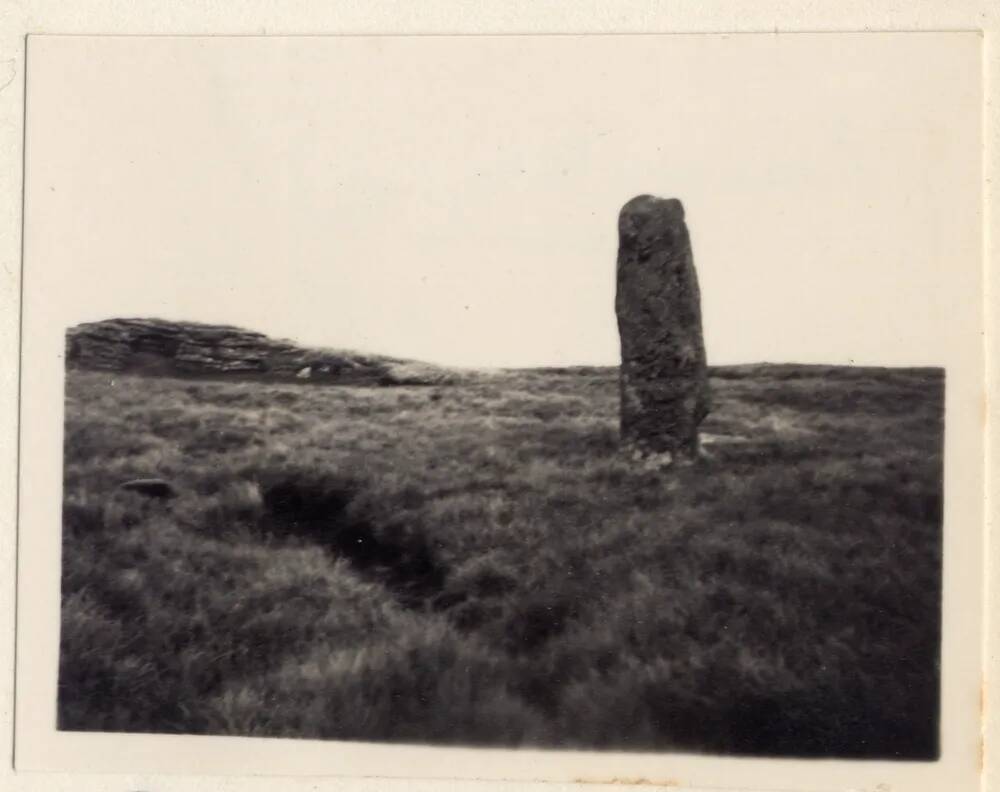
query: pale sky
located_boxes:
[24,34,981,368]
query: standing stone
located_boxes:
[615,195,710,464]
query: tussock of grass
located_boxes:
[59,365,943,758]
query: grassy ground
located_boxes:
[58,363,943,758]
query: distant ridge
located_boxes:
[65,318,461,386]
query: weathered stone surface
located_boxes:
[615,195,711,461]
[66,318,461,386]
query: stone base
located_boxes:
[625,440,712,472]
[629,448,674,472]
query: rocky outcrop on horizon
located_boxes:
[65,318,459,386]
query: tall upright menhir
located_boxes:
[615,195,711,465]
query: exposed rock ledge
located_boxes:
[65,318,459,386]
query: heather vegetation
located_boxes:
[59,363,943,758]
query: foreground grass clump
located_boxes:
[59,364,943,758]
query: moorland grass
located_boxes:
[58,364,943,757]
